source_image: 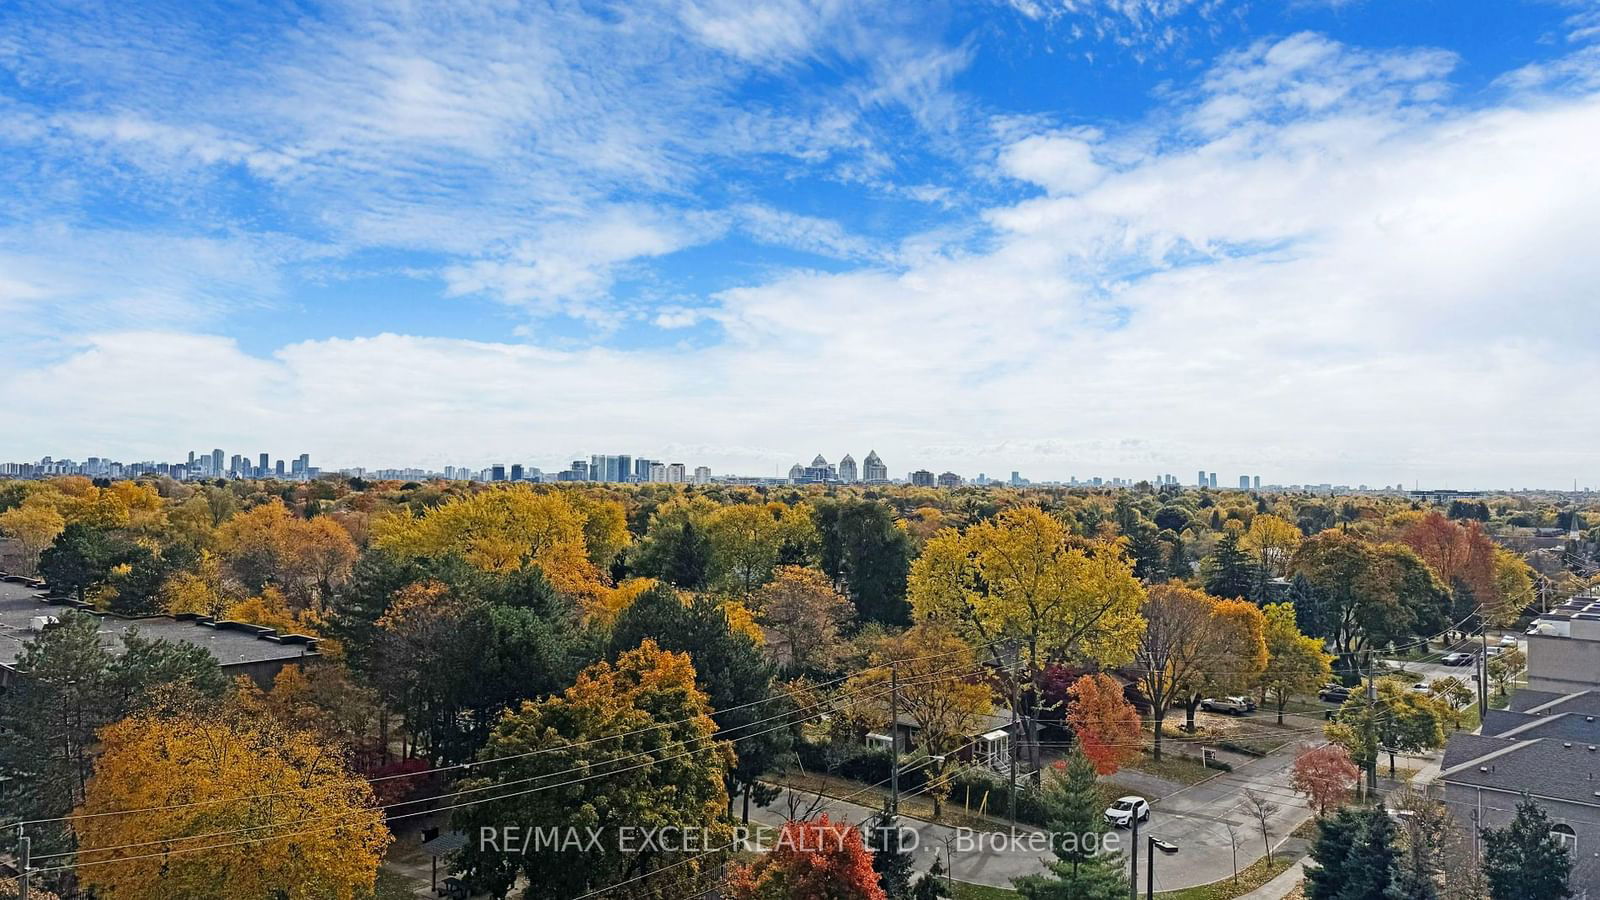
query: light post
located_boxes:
[1146,836,1179,899]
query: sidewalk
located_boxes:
[1238,859,1305,900]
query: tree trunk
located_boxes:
[1184,695,1200,732]
[1152,709,1165,761]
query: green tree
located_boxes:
[0,613,225,868]
[1204,530,1257,601]
[609,585,790,822]
[814,499,912,625]
[1011,748,1127,900]
[451,642,732,899]
[38,522,117,601]
[1258,602,1333,724]
[629,517,713,590]
[867,804,915,900]
[1481,798,1574,900]
[1328,679,1448,788]
[1307,806,1396,900]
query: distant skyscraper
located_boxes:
[648,461,667,482]
[274,459,286,476]
[1240,475,1251,490]
[1253,475,1261,490]
[666,463,686,483]
[210,449,223,475]
[1208,472,1218,488]
[258,452,269,475]
[910,469,935,487]
[1197,470,1207,487]
[838,454,858,482]
[590,455,630,483]
[491,464,507,482]
[693,465,711,484]
[936,471,961,488]
[510,464,524,481]
[570,460,590,481]
[634,458,657,481]
[1011,471,1022,486]
[863,450,888,483]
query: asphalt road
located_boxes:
[750,732,1324,892]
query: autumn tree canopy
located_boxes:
[74,698,390,900]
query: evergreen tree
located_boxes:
[1127,523,1166,582]
[814,499,912,624]
[867,804,915,900]
[1290,573,1327,639]
[1306,807,1364,900]
[1482,798,1574,900]
[1340,806,1399,900]
[1012,748,1127,900]
[609,585,790,821]
[912,856,954,900]
[629,518,713,590]
[1205,530,1258,601]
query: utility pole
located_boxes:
[1364,659,1379,793]
[1478,631,1489,715]
[890,663,900,815]
[1008,669,1019,834]
[17,827,29,900]
[1129,811,1140,900]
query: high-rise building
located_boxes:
[862,450,888,483]
[210,449,223,475]
[275,459,286,477]
[1240,475,1251,490]
[666,463,686,483]
[936,471,962,488]
[570,460,590,481]
[1011,471,1023,486]
[838,454,858,482]
[1197,470,1207,487]
[1253,475,1261,490]
[648,462,667,482]
[258,452,269,475]
[510,464,524,481]
[1208,472,1218,488]
[634,458,657,482]
[910,469,935,487]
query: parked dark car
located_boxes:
[1319,684,1352,703]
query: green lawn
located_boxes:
[953,880,1021,900]
[1124,751,1221,786]
[946,852,1298,900]
[1155,854,1296,899]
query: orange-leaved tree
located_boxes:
[1065,673,1142,775]
[1289,744,1360,815]
[724,814,887,900]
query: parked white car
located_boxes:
[1499,634,1520,648]
[1200,696,1255,715]
[1105,796,1150,828]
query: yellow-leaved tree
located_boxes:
[909,506,1147,666]
[0,502,66,574]
[908,505,1145,776]
[74,696,390,900]
[371,485,601,597]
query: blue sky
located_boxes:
[3,0,1599,487]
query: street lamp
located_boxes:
[1146,835,1179,899]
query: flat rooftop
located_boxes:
[0,579,317,672]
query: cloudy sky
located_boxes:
[2,0,1598,488]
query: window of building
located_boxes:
[1551,822,1577,852]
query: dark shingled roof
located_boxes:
[1507,689,1566,712]
[1443,737,1600,807]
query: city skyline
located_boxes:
[4,446,1590,494]
[4,1,1600,487]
